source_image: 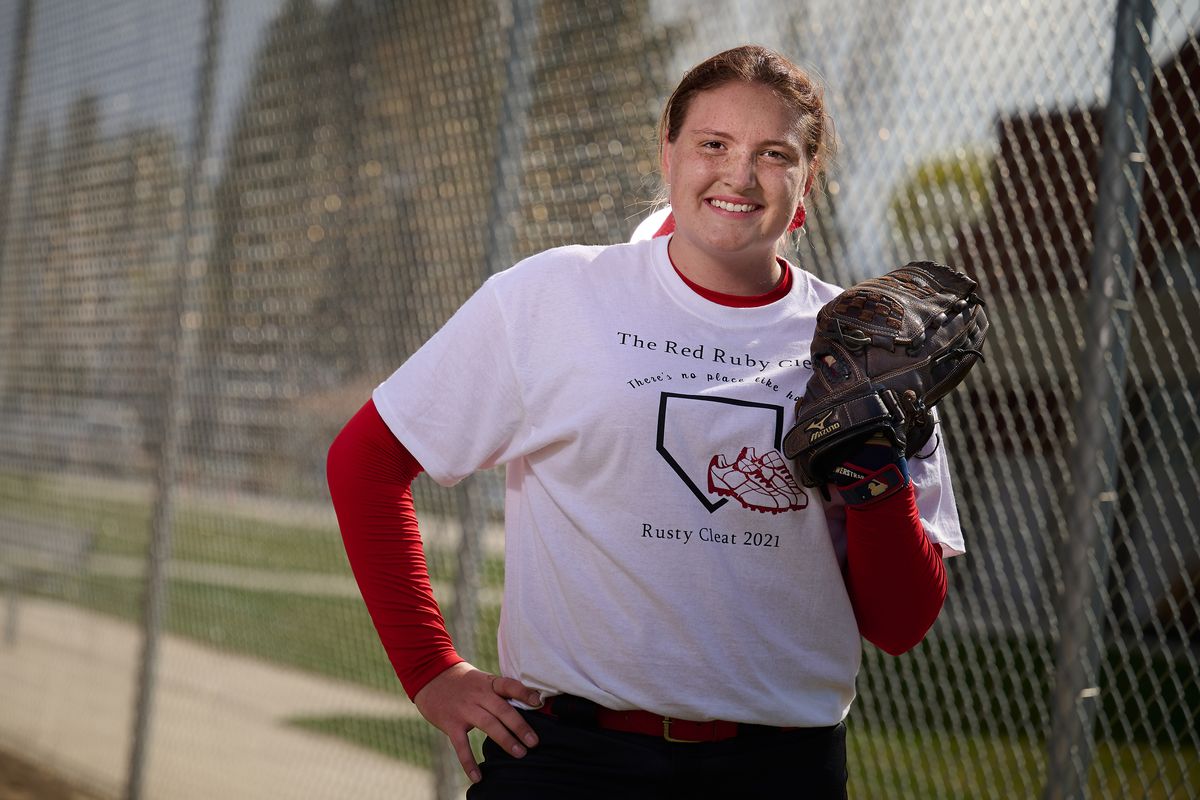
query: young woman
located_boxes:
[327,45,961,799]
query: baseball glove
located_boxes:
[782,261,988,503]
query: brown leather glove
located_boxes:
[782,261,988,503]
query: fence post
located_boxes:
[432,2,543,798]
[1042,1,1155,798]
[0,0,36,405]
[125,1,224,798]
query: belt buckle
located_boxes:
[662,717,701,744]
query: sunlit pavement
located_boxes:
[0,598,439,800]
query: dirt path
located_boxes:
[0,598,435,800]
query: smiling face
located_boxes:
[661,80,811,293]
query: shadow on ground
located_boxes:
[0,749,107,800]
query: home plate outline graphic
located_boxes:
[655,392,807,514]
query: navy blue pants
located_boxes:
[467,708,848,799]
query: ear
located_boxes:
[803,169,815,197]
[660,137,673,179]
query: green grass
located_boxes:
[36,572,502,691]
[290,715,441,769]
[0,471,347,572]
[47,573,400,689]
[0,471,504,583]
[855,632,1199,749]
[288,714,488,771]
[848,726,1199,799]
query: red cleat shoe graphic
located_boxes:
[707,447,808,513]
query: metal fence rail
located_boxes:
[0,1,1196,798]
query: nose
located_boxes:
[724,150,758,191]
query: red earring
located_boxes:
[787,203,807,232]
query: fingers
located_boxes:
[448,730,482,785]
[466,676,539,757]
[479,695,539,750]
[452,689,536,784]
[413,664,543,783]
[491,675,544,708]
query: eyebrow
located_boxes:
[689,128,801,150]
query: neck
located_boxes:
[671,254,791,307]
[667,237,782,296]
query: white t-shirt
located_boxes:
[374,235,964,727]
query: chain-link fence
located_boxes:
[0,0,1197,798]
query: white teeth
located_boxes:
[710,199,757,213]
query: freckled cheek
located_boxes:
[672,162,720,199]
[777,173,805,204]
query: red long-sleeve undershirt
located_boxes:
[327,399,462,699]
[844,484,947,655]
[327,264,947,699]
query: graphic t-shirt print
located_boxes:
[707,446,806,513]
[656,392,808,514]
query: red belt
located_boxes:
[535,694,795,743]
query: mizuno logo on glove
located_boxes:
[806,410,837,433]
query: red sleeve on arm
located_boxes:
[326,398,463,698]
[844,484,947,656]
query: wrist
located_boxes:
[830,435,911,507]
